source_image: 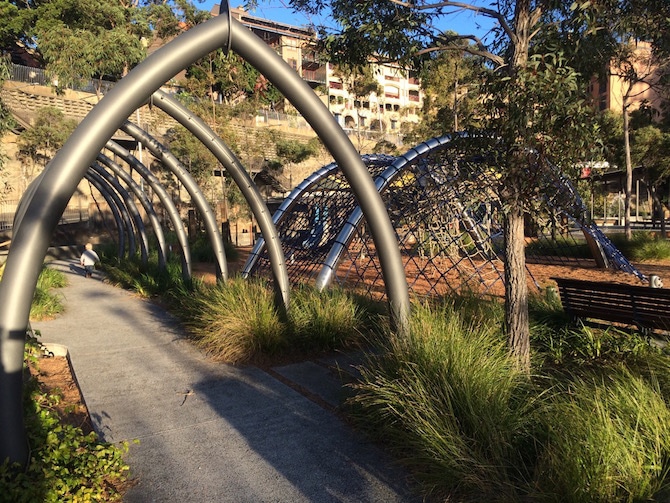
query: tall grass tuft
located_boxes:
[289,285,366,351]
[177,278,286,363]
[30,265,67,320]
[608,231,670,261]
[349,301,536,500]
[102,252,184,298]
[537,370,670,502]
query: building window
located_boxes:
[287,58,298,70]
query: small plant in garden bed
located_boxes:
[0,332,130,502]
[0,264,67,321]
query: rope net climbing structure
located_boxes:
[244,135,645,301]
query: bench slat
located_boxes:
[551,277,670,331]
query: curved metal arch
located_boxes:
[85,171,127,258]
[0,12,409,465]
[242,154,397,278]
[96,152,167,270]
[150,90,288,307]
[104,140,192,282]
[88,168,136,257]
[316,135,456,290]
[230,24,410,330]
[120,121,227,282]
[91,163,148,265]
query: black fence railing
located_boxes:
[9,63,116,95]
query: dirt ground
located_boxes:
[30,355,93,433]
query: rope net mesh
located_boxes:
[245,136,645,301]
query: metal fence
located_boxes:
[9,63,115,95]
[0,196,89,232]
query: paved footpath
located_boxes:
[32,260,419,503]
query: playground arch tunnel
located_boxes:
[245,134,647,300]
[0,6,411,466]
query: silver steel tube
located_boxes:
[120,121,228,282]
[97,152,167,270]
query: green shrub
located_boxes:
[289,286,365,351]
[0,342,129,502]
[608,231,670,261]
[536,370,670,502]
[102,253,184,298]
[177,278,287,362]
[525,236,593,258]
[30,266,67,321]
[190,233,239,263]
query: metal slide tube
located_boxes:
[104,140,190,279]
[97,152,167,270]
[91,163,148,265]
[242,160,340,277]
[316,136,454,290]
[120,121,228,281]
[150,91,288,307]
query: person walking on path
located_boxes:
[80,242,100,278]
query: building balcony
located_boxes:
[302,68,326,84]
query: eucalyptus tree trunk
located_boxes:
[504,0,533,371]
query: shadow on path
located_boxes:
[32,259,418,502]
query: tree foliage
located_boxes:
[18,106,77,188]
[0,57,13,201]
[411,47,483,140]
[1,0,210,93]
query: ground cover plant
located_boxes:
[0,263,67,321]
[0,332,129,503]
[30,266,67,320]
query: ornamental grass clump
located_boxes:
[349,301,536,500]
[180,278,286,363]
[608,231,670,261]
[30,265,67,321]
[289,285,366,351]
[536,370,670,502]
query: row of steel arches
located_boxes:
[0,8,411,465]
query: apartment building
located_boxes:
[589,40,667,120]
[218,6,423,134]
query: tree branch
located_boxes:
[418,33,505,67]
[387,0,515,41]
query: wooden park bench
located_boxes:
[551,277,670,333]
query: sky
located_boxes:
[198,0,498,43]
